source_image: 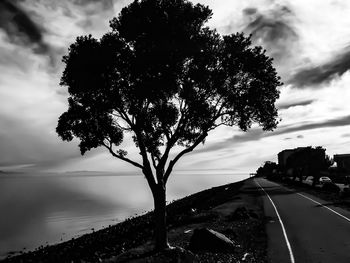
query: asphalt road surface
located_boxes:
[250,178,350,263]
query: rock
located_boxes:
[189,228,235,253]
[222,228,237,239]
[148,247,195,263]
[242,252,253,261]
[227,207,250,221]
[104,242,153,262]
[105,244,195,263]
[248,210,259,219]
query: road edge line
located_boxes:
[297,193,350,223]
[255,179,295,263]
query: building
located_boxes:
[278,149,295,168]
[334,154,350,173]
[278,147,306,168]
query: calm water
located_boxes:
[0,170,248,258]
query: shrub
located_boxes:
[321,182,340,193]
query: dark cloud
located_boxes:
[0,0,50,54]
[70,0,114,12]
[192,129,263,155]
[69,0,115,30]
[245,5,295,41]
[284,134,303,140]
[243,4,298,69]
[243,7,257,16]
[230,129,264,143]
[277,99,315,110]
[264,115,350,138]
[288,47,350,88]
[196,115,350,154]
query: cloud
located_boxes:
[243,3,299,76]
[0,0,50,54]
[0,0,136,172]
[0,112,81,168]
[244,5,296,43]
[278,99,315,110]
[1,0,350,174]
[288,46,350,88]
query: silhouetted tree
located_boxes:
[256,166,264,177]
[256,161,279,178]
[56,0,281,250]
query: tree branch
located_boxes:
[164,131,208,184]
[133,125,157,191]
[150,152,158,170]
[102,142,143,169]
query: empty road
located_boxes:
[249,178,350,263]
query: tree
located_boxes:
[256,161,279,178]
[56,0,281,250]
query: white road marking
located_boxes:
[255,180,295,263]
[297,193,350,223]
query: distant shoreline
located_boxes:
[0,170,248,178]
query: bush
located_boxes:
[340,187,350,198]
[321,182,340,193]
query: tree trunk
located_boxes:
[153,184,169,251]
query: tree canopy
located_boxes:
[57,0,281,188]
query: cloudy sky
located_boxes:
[1,0,350,174]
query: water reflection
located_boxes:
[0,171,247,258]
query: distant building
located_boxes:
[334,154,350,173]
[278,146,329,181]
[278,147,306,168]
[278,149,295,168]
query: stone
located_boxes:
[105,244,196,263]
[228,207,250,220]
[189,228,235,253]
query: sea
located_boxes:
[0,170,249,258]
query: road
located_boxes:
[249,178,350,263]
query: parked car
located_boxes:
[304,176,314,185]
[319,176,332,185]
